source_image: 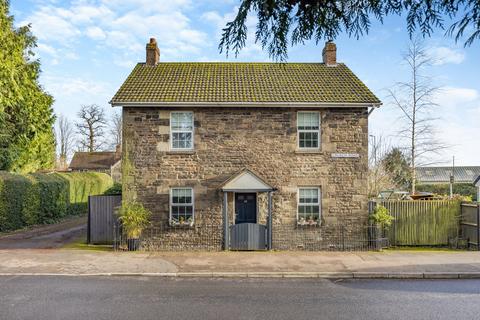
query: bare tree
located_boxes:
[75,104,107,152]
[109,110,122,149]
[56,114,75,169]
[368,135,395,198]
[387,39,447,194]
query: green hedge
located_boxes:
[0,171,113,232]
[417,183,477,201]
[56,172,113,215]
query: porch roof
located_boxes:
[220,169,275,192]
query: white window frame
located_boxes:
[297,187,321,223]
[170,111,194,151]
[169,187,195,224]
[297,111,321,150]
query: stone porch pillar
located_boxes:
[223,191,229,250]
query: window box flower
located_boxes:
[169,217,194,227]
[297,216,319,226]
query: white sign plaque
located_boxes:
[331,153,360,158]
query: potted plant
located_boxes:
[307,215,314,225]
[368,205,394,249]
[369,205,394,229]
[118,201,151,251]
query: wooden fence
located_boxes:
[88,195,122,244]
[460,202,480,250]
[374,200,461,246]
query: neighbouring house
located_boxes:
[110,38,381,250]
[416,166,480,201]
[416,166,480,184]
[69,145,122,182]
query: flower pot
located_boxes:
[127,238,140,251]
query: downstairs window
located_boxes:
[297,187,321,225]
[170,188,194,225]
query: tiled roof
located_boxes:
[416,166,480,184]
[110,62,381,105]
[69,152,121,170]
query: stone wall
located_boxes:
[122,106,369,249]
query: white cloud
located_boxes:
[22,8,80,42]
[22,0,208,61]
[86,26,106,40]
[43,76,110,96]
[200,8,270,60]
[428,46,466,65]
[201,11,224,27]
[434,86,479,109]
[100,0,192,12]
[37,43,57,56]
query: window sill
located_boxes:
[169,222,195,228]
[295,149,323,154]
[166,150,196,155]
[297,221,320,228]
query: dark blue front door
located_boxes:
[235,193,257,224]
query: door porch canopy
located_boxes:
[220,169,276,250]
[220,169,276,193]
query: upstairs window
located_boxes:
[170,188,194,224]
[297,112,320,149]
[297,187,321,225]
[170,112,193,150]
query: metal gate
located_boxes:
[229,223,267,250]
[88,195,122,244]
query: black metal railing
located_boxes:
[114,220,387,252]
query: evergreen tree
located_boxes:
[382,148,411,191]
[220,0,480,60]
[0,0,56,172]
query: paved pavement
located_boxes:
[1,276,480,320]
[0,216,86,249]
[1,249,480,277]
[2,220,480,277]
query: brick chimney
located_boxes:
[322,41,337,66]
[146,38,160,66]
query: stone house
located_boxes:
[110,38,381,250]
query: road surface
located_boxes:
[1,277,479,320]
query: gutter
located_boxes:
[110,101,382,108]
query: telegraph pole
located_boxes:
[449,156,455,198]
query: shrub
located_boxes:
[0,172,31,230]
[0,171,113,232]
[103,183,122,195]
[417,183,477,201]
[369,205,394,229]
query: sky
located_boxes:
[9,0,480,166]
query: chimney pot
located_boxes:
[146,37,160,66]
[322,41,337,66]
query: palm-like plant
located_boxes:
[119,201,151,239]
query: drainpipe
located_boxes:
[368,104,378,117]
